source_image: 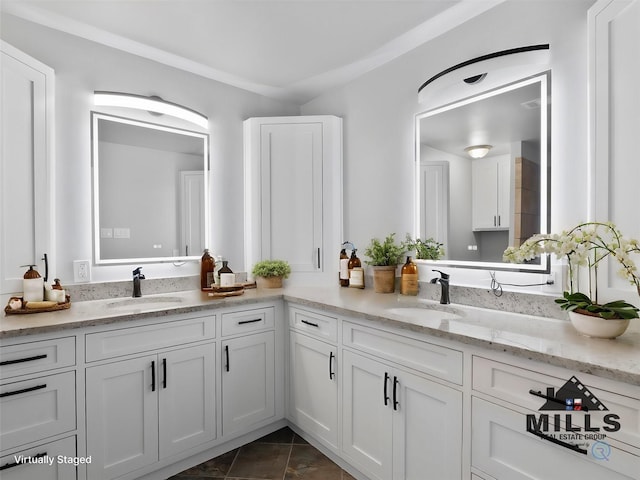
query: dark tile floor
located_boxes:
[170,427,357,480]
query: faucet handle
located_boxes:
[133,267,145,279]
[432,269,449,280]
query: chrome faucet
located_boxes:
[132,267,145,297]
[430,269,450,304]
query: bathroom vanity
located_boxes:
[1,287,638,480]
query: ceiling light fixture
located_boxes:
[94,91,208,129]
[464,145,492,159]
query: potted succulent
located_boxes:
[503,222,640,338]
[405,234,445,260]
[364,233,406,293]
[251,259,291,288]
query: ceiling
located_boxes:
[1,0,506,104]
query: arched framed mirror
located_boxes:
[91,112,209,265]
[415,68,550,273]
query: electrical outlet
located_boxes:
[73,260,91,283]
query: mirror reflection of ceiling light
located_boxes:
[464,144,492,158]
[94,91,208,129]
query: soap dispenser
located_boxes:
[22,265,44,302]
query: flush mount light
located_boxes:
[464,145,493,159]
[94,91,208,129]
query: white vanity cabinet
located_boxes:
[0,41,55,294]
[471,355,640,480]
[84,315,216,480]
[0,336,77,473]
[288,307,339,451]
[341,325,463,480]
[243,116,343,285]
[472,156,511,231]
[220,306,277,437]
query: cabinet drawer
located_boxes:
[289,306,337,342]
[222,306,274,336]
[343,322,462,384]
[0,435,76,480]
[0,371,76,451]
[0,337,75,379]
[85,315,215,362]
[472,397,639,480]
[473,356,640,451]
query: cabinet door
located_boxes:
[244,116,342,285]
[86,355,158,479]
[0,436,76,480]
[0,43,54,294]
[260,122,323,272]
[221,332,275,436]
[289,331,338,449]
[392,370,462,480]
[472,159,499,230]
[496,156,511,229]
[342,350,393,480]
[159,343,216,458]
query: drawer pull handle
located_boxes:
[383,372,390,406]
[301,319,319,328]
[151,360,156,392]
[0,354,48,366]
[225,345,230,372]
[317,247,321,269]
[0,452,47,471]
[0,383,46,398]
[238,318,262,325]
[393,376,399,411]
[162,358,167,389]
[527,428,587,455]
[528,389,590,412]
[329,351,335,380]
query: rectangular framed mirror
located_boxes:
[415,72,550,272]
[91,112,209,265]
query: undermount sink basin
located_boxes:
[384,306,463,325]
[106,296,185,311]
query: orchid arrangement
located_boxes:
[503,222,640,319]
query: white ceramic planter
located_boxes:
[568,310,630,339]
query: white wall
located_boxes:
[301,0,593,288]
[1,13,299,283]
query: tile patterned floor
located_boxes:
[170,427,357,480]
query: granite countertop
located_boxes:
[2,286,639,386]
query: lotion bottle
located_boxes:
[400,256,418,295]
[22,265,44,302]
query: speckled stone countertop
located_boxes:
[2,286,639,386]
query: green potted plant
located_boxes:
[251,259,291,288]
[405,234,445,260]
[504,222,640,338]
[364,233,406,293]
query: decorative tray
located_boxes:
[5,295,71,315]
[201,281,256,293]
[207,289,245,299]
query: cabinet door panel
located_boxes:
[0,45,53,294]
[86,355,158,479]
[289,332,338,449]
[472,397,638,480]
[0,436,76,480]
[342,350,393,480]
[261,122,323,272]
[393,370,462,480]
[1,371,75,451]
[222,332,275,436]
[159,343,216,458]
